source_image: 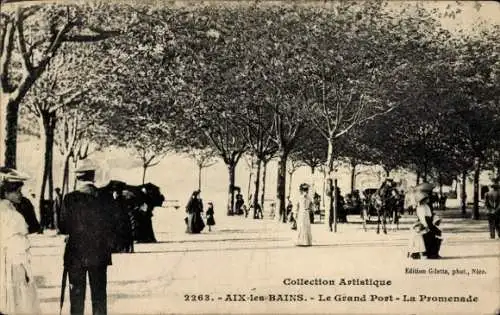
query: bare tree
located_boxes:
[0,5,120,167]
[190,149,218,191]
[286,158,304,201]
[25,56,93,215]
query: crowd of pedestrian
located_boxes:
[1,160,499,314]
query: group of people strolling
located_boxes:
[185,190,216,233]
[1,160,167,315]
[1,161,114,315]
[2,158,498,315]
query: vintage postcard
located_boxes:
[0,0,499,314]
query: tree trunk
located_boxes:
[287,171,293,200]
[48,154,54,202]
[473,157,481,220]
[423,163,428,182]
[276,150,288,223]
[321,170,326,210]
[38,112,56,228]
[461,170,467,216]
[73,158,79,190]
[198,164,202,191]
[142,164,148,184]
[253,158,262,218]
[333,179,338,233]
[0,97,20,168]
[61,153,71,196]
[247,156,253,204]
[311,166,316,195]
[260,159,268,212]
[38,165,48,229]
[227,162,236,215]
[325,138,335,229]
[350,162,356,194]
[47,114,55,203]
[438,172,443,197]
[416,170,421,185]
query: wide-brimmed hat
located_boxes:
[192,190,201,197]
[299,183,310,192]
[416,182,435,192]
[414,191,429,204]
[0,167,29,182]
[75,159,98,173]
[107,180,127,191]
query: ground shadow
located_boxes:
[30,244,62,248]
[40,292,150,304]
[37,278,153,290]
[132,241,413,254]
[156,229,262,236]
[439,253,500,260]
[154,237,287,244]
[443,227,491,234]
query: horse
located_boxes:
[371,180,402,234]
[360,188,378,232]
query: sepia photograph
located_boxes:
[0,0,499,314]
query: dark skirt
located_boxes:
[207,215,215,226]
[423,216,442,258]
[186,212,205,233]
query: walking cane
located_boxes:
[59,267,68,315]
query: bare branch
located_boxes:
[0,20,15,92]
[20,6,42,19]
[310,112,329,139]
[335,104,397,139]
[27,38,45,58]
[15,8,34,73]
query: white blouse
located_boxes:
[415,203,432,227]
[0,199,31,267]
[295,195,313,216]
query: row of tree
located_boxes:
[1,2,499,223]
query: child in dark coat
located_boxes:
[206,202,215,231]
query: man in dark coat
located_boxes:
[485,180,500,239]
[59,161,113,315]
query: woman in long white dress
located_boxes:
[0,167,41,314]
[295,183,313,246]
[408,190,434,259]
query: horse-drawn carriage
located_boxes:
[360,180,406,234]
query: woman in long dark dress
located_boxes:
[185,190,205,234]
